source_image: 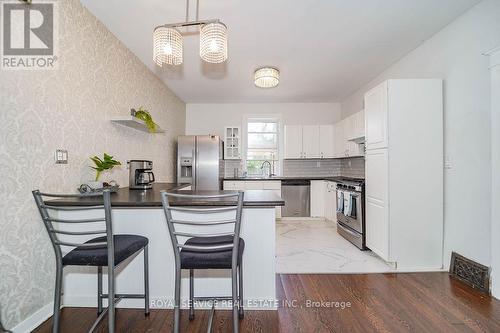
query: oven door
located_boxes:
[336,190,363,234]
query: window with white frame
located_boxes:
[246,118,280,176]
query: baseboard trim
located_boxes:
[11,302,53,333]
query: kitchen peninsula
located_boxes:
[47,183,284,311]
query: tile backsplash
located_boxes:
[224,157,365,179]
[283,159,342,177]
[340,157,365,178]
[224,160,244,177]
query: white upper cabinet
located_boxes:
[364,81,388,150]
[302,126,320,159]
[284,125,334,159]
[319,125,335,158]
[333,122,345,158]
[224,126,241,159]
[284,125,303,159]
[339,110,365,157]
[352,110,365,140]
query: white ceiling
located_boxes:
[80,0,479,103]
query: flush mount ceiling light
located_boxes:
[254,67,280,88]
[153,0,228,66]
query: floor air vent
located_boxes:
[449,252,490,293]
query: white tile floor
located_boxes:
[276,219,394,274]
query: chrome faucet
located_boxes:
[260,161,274,178]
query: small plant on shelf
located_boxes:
[133,107,158,133]
[90,153,121,181]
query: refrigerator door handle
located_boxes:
[193,145,198,188]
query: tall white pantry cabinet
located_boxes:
[364,79,444,270]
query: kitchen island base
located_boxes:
[58,207,277,311]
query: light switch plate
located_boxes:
[444,156,452,169]
[55,149,68,164]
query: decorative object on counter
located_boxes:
[78,181,120,194]
[254,67,280,88]
[132,107,158,133]
[153,0,228,66]
[90,153,121,181]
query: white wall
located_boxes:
[489,47,500,297]
[0,0,185,329]
[186,103,342,137]
[341,0,500,268]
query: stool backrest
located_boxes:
[32,190,114,264]
[160,191,244,269]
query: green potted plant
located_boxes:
[87,153,121,189]
[133,107,158,133]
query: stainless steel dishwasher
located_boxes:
[281,180,310,217]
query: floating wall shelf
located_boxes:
[110,116,165,133]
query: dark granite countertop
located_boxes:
[46,183,284,208]
[223,176,364,182]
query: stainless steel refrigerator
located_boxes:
[177,135,224,190]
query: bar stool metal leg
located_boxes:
[231,267,239,333]
[144,245,150,315]
[97,266,103,315]
[238,263,244,319]
[173,261,181,333]
[52,259,63,333]
[189,269,195,320]
[108,265,115,333]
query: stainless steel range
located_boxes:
[336,178,366,250]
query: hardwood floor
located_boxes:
[34,273,500,332]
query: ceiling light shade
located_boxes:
[254,67,280,88]
[153,26,183,66]
[199,22,228,63]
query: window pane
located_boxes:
[248,122,278,133]
[247,150,277,160]
[248,133,277,148]
[246,160,263,175]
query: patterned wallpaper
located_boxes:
[0,0,185,328]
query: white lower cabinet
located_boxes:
[310,180,337,220]
[311,181,327,217]
[365,149,389,261]
[223,181,281,218]
[324,181,337,221]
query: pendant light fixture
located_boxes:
[200,22,228,63]
[153,0,228,66]
[153,27,183,66]
[254,67,280,88]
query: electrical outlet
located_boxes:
[55,149,68,164]
[316,161,321,168]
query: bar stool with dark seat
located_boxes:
[32,190,150,333]
[160,191,245,333]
